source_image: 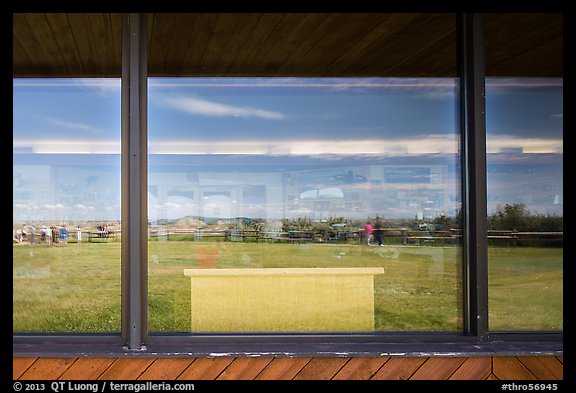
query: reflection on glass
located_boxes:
[148,78,463,333]
[13,79,121,332]
[486,78,563,331]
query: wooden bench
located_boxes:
[183,267,385,332]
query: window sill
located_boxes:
[13,333,562,358]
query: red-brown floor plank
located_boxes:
[516,356,563,380]
[12,355,562,381]
[410,357,467,380]
[292,357,349,380]
[493,357,538,380]
[13,358,38,380]
[255,357,312,380]
[177,358,234,380]
[449,357,492,380]
[371,357,427,380]
[59,358,116,380]
[19,358,76,380]
[332,357,390,380]
[137,358,196,380]
[216,357,274,380]
[97,358,155,380]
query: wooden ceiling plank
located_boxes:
[271,13,352,76]
[322,13,420,75]
[354,13,456,77]
[388,32,456,77]
[161,14,201,76]
[177,13,221,76]
[216,13,264,75]
[287,13,420,76]
[166,14,205,76]
[13,14,39,74]
[316,13,420,75]
[13,13,563,78]
[231,13,286,75]
[109,13,122,76]
[12,35,35,75]
[48,13,88,76]
[16,14,61,76]
[87,13,121,77]
[244,13,330,76]
[487,36,563,77]
[148,13,177,76]
[195,13,246,73]
[485,13,562,77]
[61,13,98,76]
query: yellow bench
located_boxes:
[183,267,385,332]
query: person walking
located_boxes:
[374,217,384,247]
[59,225,68,244]
[365,221,374,246]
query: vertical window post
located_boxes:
[458,13,489,339]
[122,13,148,350]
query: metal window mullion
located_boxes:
[458,13,489,339]
[121,13,148,351]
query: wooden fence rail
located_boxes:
[146,228,562,246]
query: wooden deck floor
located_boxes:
[14,356,563,380]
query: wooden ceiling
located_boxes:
[13,13,563,78]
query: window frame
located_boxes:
[12,12,563,358]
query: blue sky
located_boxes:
[13,77,563,221]
[13,77,563,155]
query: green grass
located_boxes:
[488,247,563,331]
[13,243,121,332]
[13,241,563,333]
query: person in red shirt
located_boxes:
[364,221,374,246]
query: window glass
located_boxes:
[148,77,463,333]
[13,78,122,332]
[486,77,563,331]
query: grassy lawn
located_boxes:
[13,241,562,333]
[488,247,563,331]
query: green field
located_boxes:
[13,241,563,333]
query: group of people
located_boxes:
[364,217,384,246]
[13,223,83,245]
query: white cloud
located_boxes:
[486,134,563,154]
[13,134,562,155]
[13,78,121,94]
[163,96,286,120]
[72,78,121,95]
[46,118,104,134]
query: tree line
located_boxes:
[487,203,562,232]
